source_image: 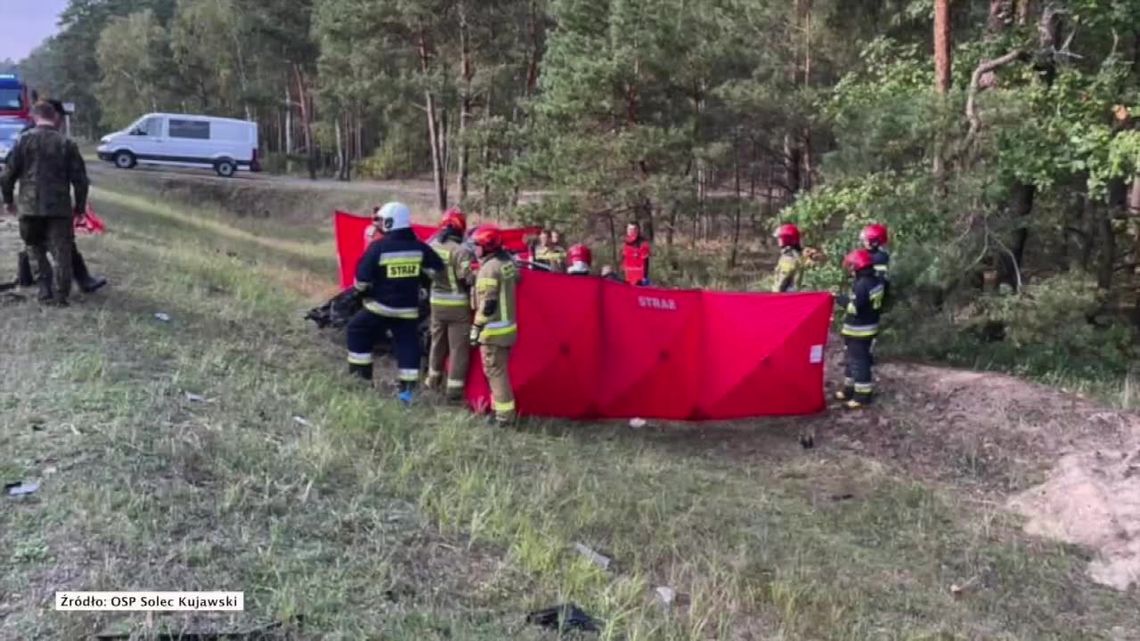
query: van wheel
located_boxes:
[113,151,136,169]
[215,159,237,178]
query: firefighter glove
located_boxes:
[469,324,483,346]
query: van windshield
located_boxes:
[0,88,23,111]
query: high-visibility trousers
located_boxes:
[427,316,472,394]
[480,344,515,420]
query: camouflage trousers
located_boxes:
[19,216,75,303]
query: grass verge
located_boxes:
[1,186,1138,640]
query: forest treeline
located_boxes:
[5,0,1140,379]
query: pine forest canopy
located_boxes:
[11,0,1140,375]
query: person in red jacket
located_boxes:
[621,222,651,286]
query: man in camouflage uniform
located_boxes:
[12,100,106,294]
[469,226,520,425]
[1,101,89,306]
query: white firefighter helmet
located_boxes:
[378,202,412,232]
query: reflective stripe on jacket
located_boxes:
[473,254,519,347]
[841,271,885,338]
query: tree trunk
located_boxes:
[525,0,542,98]
[729,137,743,269]
[1129,174,1140,217]
[456,0,473,203]
[784,133,802,195]
[934,0,952,94]
[800,1,814,191]
[354,107,364,162]
[441,109,450,183]
[335,115,345,181]
[293,65,316,181]
[419,29,447,211]
[999,6,1061,287]
[1097,202,1115,291]
[933,0,952,190]
[1005,184,1035,278]
[284,84,293,155]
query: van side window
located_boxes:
[170,119,211,140]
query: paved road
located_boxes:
[86,159,547,202]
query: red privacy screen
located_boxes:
[331,211,831,420]
[465,271,833,420]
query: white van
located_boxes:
[97,113,260,178]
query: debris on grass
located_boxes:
[654,586,676,607]
[184,392,210,403]
[292,416,313,427]
[629,417,647,429]
[154,312,172,322]
[526,604,601,634]
[5,480,40,497]
[951,576,980,598]
[574,542,612,571]
[93,614,304,640]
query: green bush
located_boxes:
[886,273,1137,381]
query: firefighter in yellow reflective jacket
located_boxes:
[469,226,519,425]
[426,208,476,400]
[772,223,804,292]
[532,229,566,273]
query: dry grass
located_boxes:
[1,184,1138,640]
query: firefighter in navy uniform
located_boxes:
[835,248,885,409]
[426,208,476,401]
[346,202,444,406]
[469,226,519,425]
[860,223,890,293]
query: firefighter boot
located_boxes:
[73,251,107,294]
[845,384,874,410]
[397,381,416,407]
[835,379,855,402]
[349,362,374,382]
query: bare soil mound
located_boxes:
[1008,420,1140,590]
[835,362,1140,590]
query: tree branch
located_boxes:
[966,50,1029,141]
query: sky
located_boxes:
[0,0,70,62]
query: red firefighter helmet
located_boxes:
[471,225,503,253]
[441,208,467,234]
[860,223,889,248]
[843,248,875,273]
[567,244,592,273]
[775,223,801,247]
